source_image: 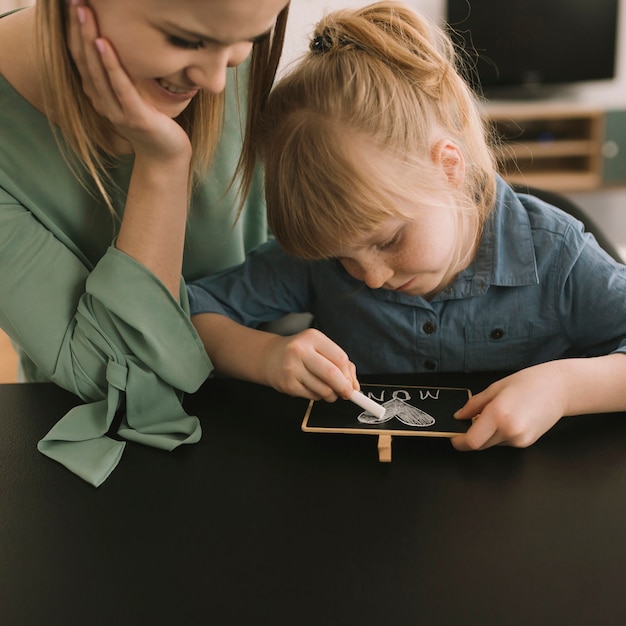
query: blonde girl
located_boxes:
[191,1,626,452]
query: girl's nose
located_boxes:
[362,266,393,289]
[186,42,253,95]
[340,254,394,289]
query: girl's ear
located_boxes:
[431,139,465,188]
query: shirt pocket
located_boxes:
[464,321,533,371]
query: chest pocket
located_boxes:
[464,321,533,371]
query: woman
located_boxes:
[0,0,289,485]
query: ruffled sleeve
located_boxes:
[36,248,211,486]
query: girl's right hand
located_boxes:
[263,328,359,402]
[67,1,192,161]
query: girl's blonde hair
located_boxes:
[35,1,289,213]
[259,1,497,259]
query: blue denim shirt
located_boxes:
[188,178,626,375]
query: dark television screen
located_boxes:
[446,0,619,98]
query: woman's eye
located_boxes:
[168,35,205,51]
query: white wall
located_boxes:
[5,0,625,106]
[285,0,626,107]
[283,0,440,72]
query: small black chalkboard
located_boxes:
[302,384,471,438]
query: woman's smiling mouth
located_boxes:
[156,78,198,98]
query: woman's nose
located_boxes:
[186,42,253,94]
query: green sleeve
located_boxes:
[0,192,211,486]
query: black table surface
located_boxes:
[2,372,626,626]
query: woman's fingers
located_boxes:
[68,5,105,105]
[67,4,90,89]
[91,37,148,125]
[65,3,191,157]
[70,6,126,121]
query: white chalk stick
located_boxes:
[350,390,386,419]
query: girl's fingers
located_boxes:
[452,411,500,451]
[454,384,500,420]
[295,376,339,402]
[278,330,355,398]
[309,352,356,399]
[346,360,359,392]
[297,363,346,402]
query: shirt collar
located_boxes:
[431,176,539,301]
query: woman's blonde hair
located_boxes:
[260,1,497,259]
[35,1,289,213]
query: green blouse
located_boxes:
[0,69,268,486]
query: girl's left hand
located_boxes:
[451,362,570,450]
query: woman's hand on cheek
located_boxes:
[67,1,191,161]
[263,328,359,403]
[451,363,570,451]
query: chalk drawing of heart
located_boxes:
[357,390,435,427]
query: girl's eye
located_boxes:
[378,232,401,251]
[168,35,205,51]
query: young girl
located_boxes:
[0,0,288,484]
[189,1,626,452]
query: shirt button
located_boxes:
[424,360,436,370]
[490,328,505,340]
[423,321,436,334]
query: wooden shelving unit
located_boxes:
[483,102,605,192]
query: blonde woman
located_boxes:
[0,0,289,484]
[190,2,626,452]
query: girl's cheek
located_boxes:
[340,259,363,282]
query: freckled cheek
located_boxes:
[393,248,424,274]
[341,259,374,283]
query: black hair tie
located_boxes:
[310,33,334,53]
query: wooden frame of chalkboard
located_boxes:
[302,384,472,461]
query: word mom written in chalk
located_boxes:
[357,389,437,428]
[366,389,440,403]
